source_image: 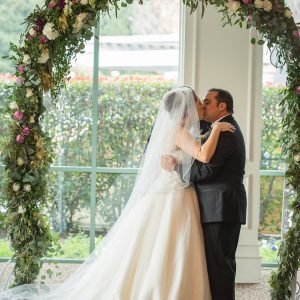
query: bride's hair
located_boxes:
[163,87,195,121]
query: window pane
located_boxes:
[259,176,283,264]
[97,81,173,168]
[42,84,93,166]
[0,169,11,258]
[96,0,180,167]
[45,172,91,259]
[95,173,136,234]
[0,1,51,260]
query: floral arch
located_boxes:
[0,0,299,298]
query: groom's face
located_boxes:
[203,91,224,123]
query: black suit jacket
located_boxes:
[190,115,247,224]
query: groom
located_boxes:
[162,88,247,300]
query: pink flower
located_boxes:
[243,0,252,4]
[26,33,34,41]
[22,127,30,136]
[13,110,24,121]
[17,65,25,73]
[16,77,25,86]
[39,35,49,43]
[293,30,300,38]
[48,1,57,8]
[57,0,66,9]
[296,86,300,95]
[16,135,25,144]
[35,17,45,33]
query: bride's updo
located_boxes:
[163,87,194,119]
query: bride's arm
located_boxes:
[175,123,235,163]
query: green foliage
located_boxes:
[52,232,90,259]
[99,5,133,35]
[259,238,280,263]
[0,239,13,257]
[0,233,103,259]
[259,87,284,235]
[96,80,172,226]
[259,176,283,234]
[260,87,285,170]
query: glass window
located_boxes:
[0,0,181,259]
[259,44,286,265]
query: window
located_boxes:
[0,0,181,260]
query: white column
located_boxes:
[180,4,262,283]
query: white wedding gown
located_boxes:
[64,170,211,300]
[2,167,211,300]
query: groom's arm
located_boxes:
[189,132,234,182]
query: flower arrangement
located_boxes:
[1,0,299,297]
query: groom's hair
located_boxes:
[208,88,234,114]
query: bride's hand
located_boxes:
[212,121,236,132]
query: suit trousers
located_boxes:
[202,222,241,300]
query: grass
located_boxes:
[0,233,104,259]
[0,233,280,263]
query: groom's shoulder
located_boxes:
[200,120,211,134]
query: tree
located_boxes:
[0,0,44,72]
[259,86,284,234]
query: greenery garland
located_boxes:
[0,0,299,297]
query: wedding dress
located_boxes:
[0,87,211,300]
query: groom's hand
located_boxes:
[160,155,177,172]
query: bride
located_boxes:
[1,86,234,300]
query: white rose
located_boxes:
[254,0,264,9]
[23,184,31,192]
[17,157,24,166]
[29,115,35,123]
[22,54,31,65]
[26,88,34,98]
[80,0,89,4]
[63,1,73,15]
[284,9,293,19]
[9,101,18,110]
[29,27,37,37]
[13,183,20,192]
[72,12,87,33]
[43,22,60,40]
[263,0,272,12]
[227,0,240,12]
[294,154,300,163]
[38,48,50,64]
[18,206,26,214]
